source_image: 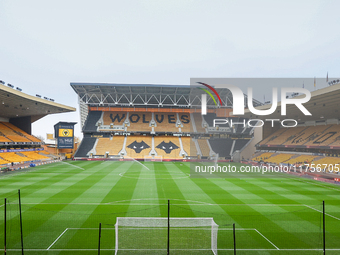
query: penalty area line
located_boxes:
[254,228,279,250]
[304,204,340,221]
[47,228,68,250]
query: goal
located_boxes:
[144,155,163,162]
[115,217,219,254]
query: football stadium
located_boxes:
[0,79,339,255]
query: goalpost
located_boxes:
[115,217,219,254]
[144,155,163,162]
[211,153,219,168]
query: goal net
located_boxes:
[144,155,163,162]
[115,217,219,255]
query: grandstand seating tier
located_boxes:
[154,136,182,159]
[192,114,206,133]
[0,122,39,143]
[125,136,152,158]
[178,113,191,132]
[127,112,153,132]
[260,124,340,147]
[197,139,210,157]
[96,137,125,155]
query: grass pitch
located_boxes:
[0,160,339,254]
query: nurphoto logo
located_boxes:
[197,81,312,128]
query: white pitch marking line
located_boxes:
[6,248,340,251]
[18,202,313,206]
[47,228,68,250]
[254,228,279,250]
[304,204,340,221]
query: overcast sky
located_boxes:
[1,0,339,139]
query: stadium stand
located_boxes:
[153,113,179,132]
[192,113,206,133]
[74,137,97,157]
[209,138,232,158]
[95,137,125,155]
[5,123,40,142]
[304,124,340,146]
[125,136,152,158]
[262,153,294,164]
[103,111,127,126]
[72,84,262,160]
[0,152,29,163]
[0,122,33,143]
[283,125,328,146]
[197,139,211,157]
[0,133,11,143]
[234,139,250,152]
[252,152,274,161]
[285,155,317,165]
[154,136,181,159]
[190,138,198,157]
[178,113,191,132]
[21,151,50,160]
[259,124,340,147]
[314,157,340,170]
[0,158,9,165]
[202,113,216,127]
[127,112,153,132]
[181,137,191,156]
[83,111,102,132]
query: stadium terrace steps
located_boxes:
[153,113,179,132]
[252,152,274,161]
[97,111,192,133]
[314,156,340,168]
[125,136,153,158]
[0,152,29,163]
[285,155,317,165]
[234,139,250,152]
[154,136,182,159]
[5,122,41,142]
[178,113,191,132]
[181,137,191,156]
[103,111,127,126]
[127,112,153,132]
[74,137,97,157]
[192,113,206,133]
[95,137,125,155]
[83,111,102,132]
[197,139,211,157]
[259,124,340,147]
[0,122,38,143]
[265,154,295,164]
[20,151,50,160]
[209,138,233,158]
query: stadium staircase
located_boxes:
[82,111,102,132]
[74,137,97,157]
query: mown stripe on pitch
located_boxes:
[154,162,194,217]
[205,177,324,249]
[12,161,125,249]
[59,161,134,250]
[175,163,322,249]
